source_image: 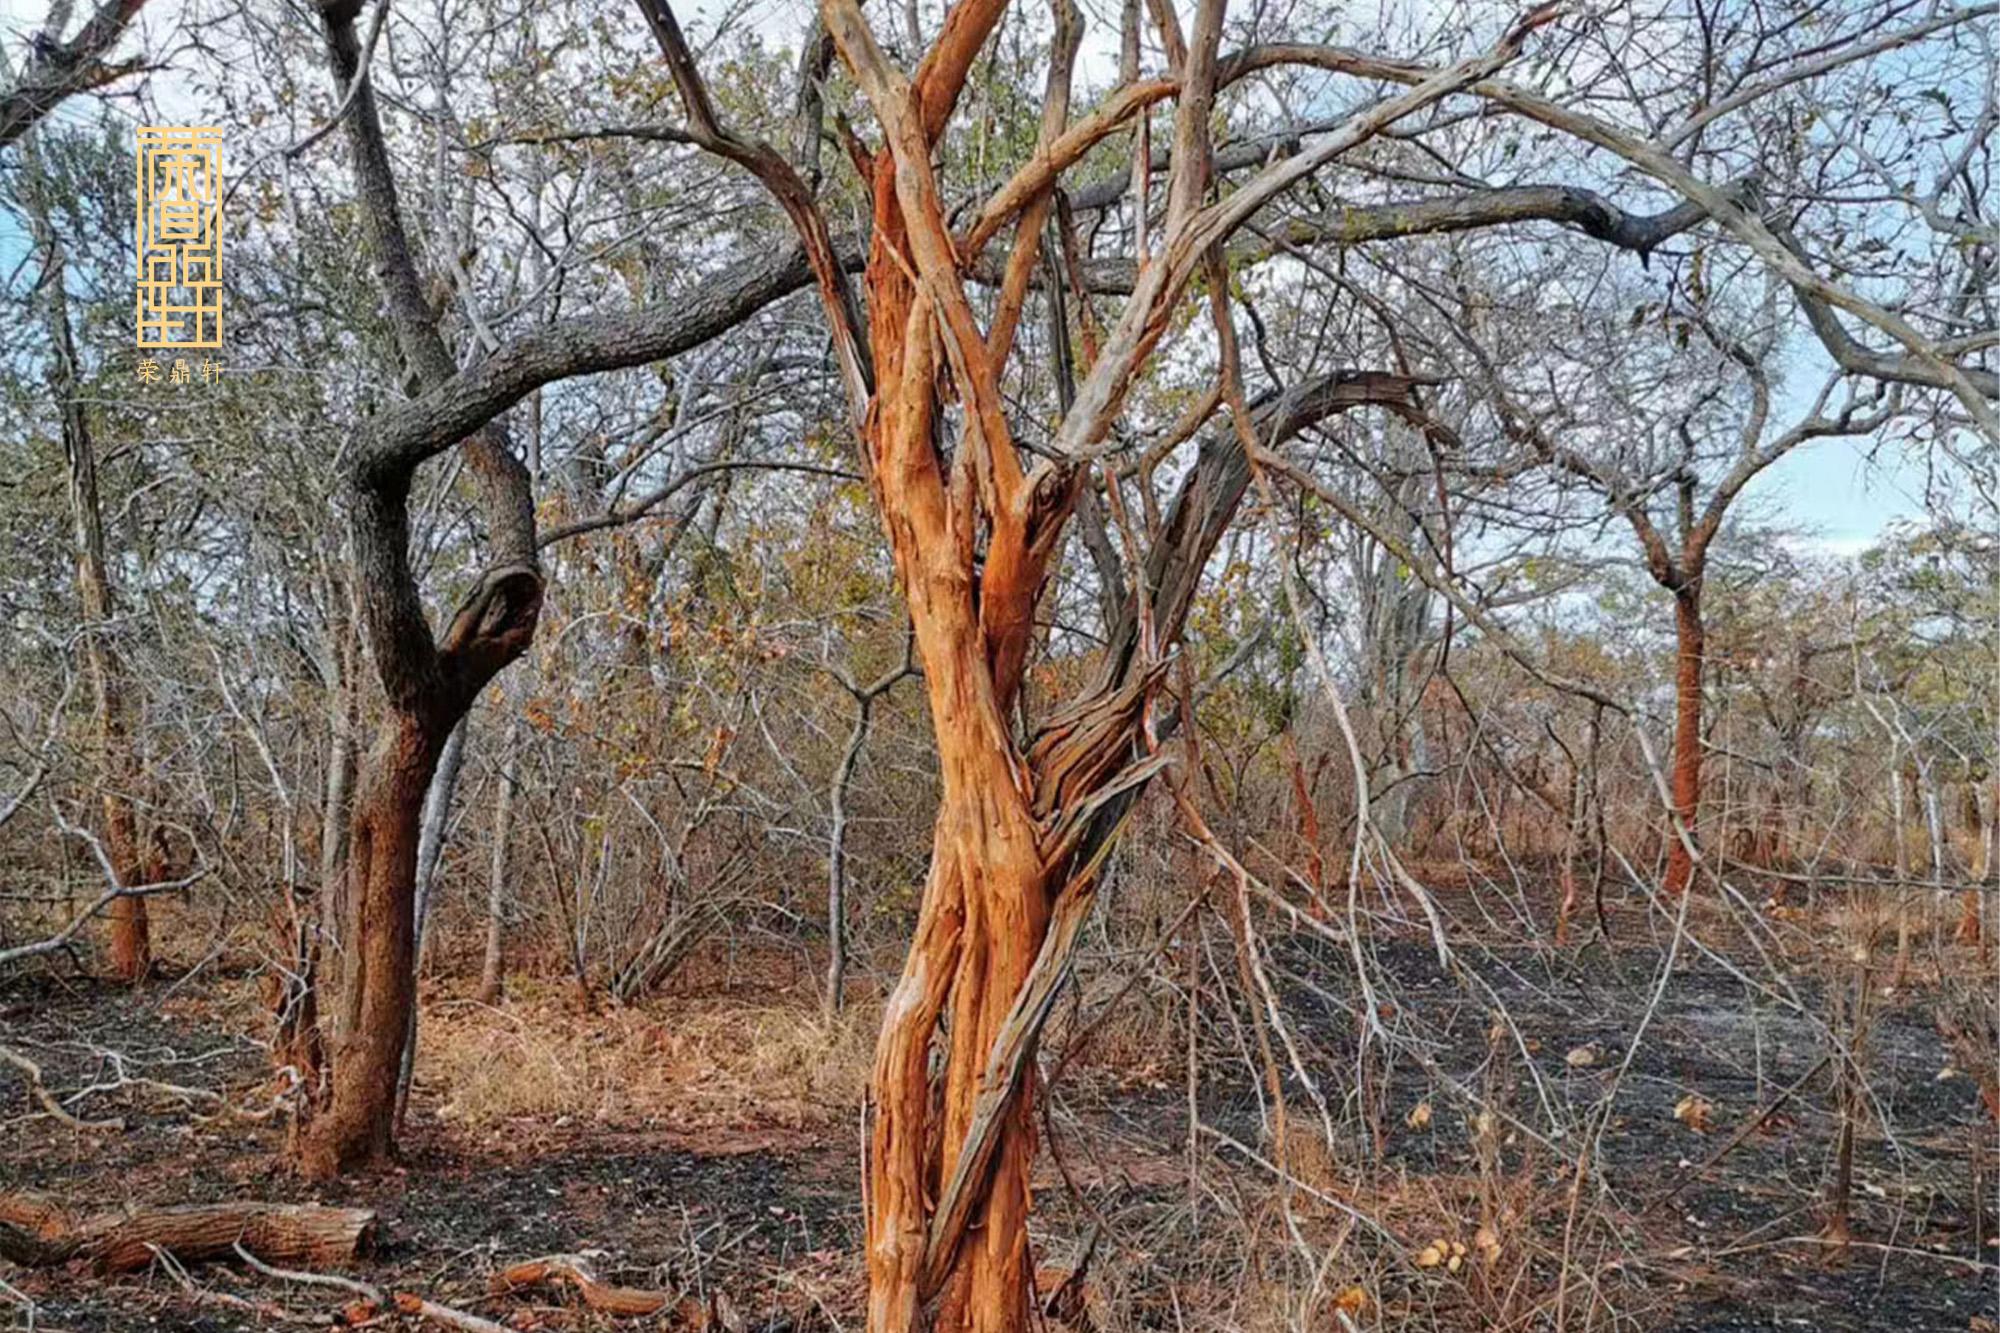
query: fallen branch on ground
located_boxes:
[0,1192,376,1273]
[1649,1055,1833,1210]
[491,1253,673,1315]
[393,1291,513,1332]
[0,1044,123,1132]
[148,1243,306,1323]
[240,1247,515,1333]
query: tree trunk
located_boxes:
[1664,589,1705,896]
[396,719,467,1131]
[478,721,519,1005]
[865,570,1050,1333]
[1823,955,1869,1250]
[824,699,869,1020]
[272,609,357,1103]
[1280,732,1326,905]
[29,149,150,982]
[301,710,448,1179]
[1965,778,1994,945]
[68,380,150,984]
[1556,757,1584,944]
[319,613,360,1045]
[1888,753,1912,983]
[1777,723,1810,868]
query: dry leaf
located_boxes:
[1474,1224,1501,1266]
[1334,1285,1367,1314]
[1673,1094,1715,1133]
[1406,1100,1433,1130]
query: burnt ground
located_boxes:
[3,883,1997,1332]
[1,965,865,1332]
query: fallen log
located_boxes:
[490,1254,672,1316]
[0,1192,377,1274]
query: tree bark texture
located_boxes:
[0,1192,376,1274]
[303,711,448,1176]
[1664,589,1705,897]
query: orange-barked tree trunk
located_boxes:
[636,0,1543,1323]
[1664,586,1706,896]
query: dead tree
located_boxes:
[18,126,150,981]
[823,635,917,1019]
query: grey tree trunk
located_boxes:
[394,718,468,1132]
[318,608,358,1044]
[478,720,519,1005]
[825,699,872,1019]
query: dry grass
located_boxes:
[418,984,878,1134]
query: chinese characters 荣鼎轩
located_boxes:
[135,126,223,349]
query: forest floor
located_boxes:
[2,879,1994,1332]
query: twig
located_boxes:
[490,1254,672,1315]
[392,1292,512,1333]
[150,1244,306,1323]
[0,1043,123,1132]
[0,812,206,971]
[234,1243,383,1303]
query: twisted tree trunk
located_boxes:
[632,2,1519,1323]
[301,0,543,1178]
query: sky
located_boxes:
[0,0,1946,557]
[1748,433,1929,556]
